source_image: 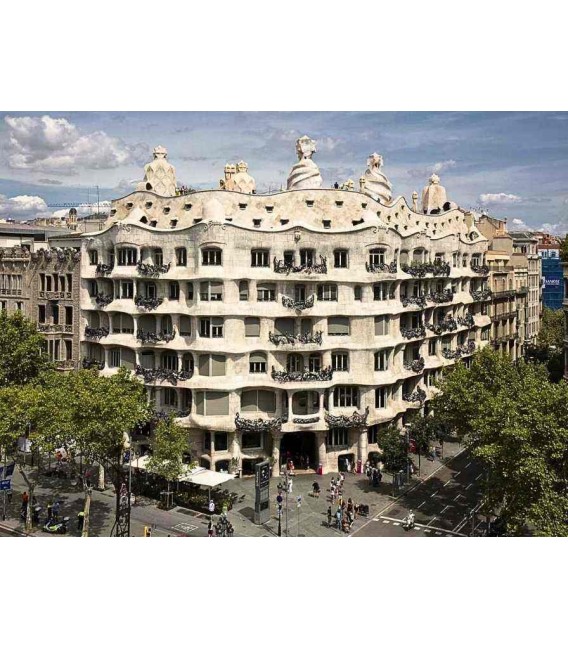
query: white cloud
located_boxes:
[4,115,149,174]
[479,192,523,205]
[407,159,456,180]
[510,217,530,230]
[0,194,52,220]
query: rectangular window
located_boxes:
[52,305,59,325]
[202,248,222,266]
[257,283,276,302]
[334,249,348,268]
[249,352,267,374]
[317,284,337,301]
[169,282,180,300]
[186,282,194,301]
[373,283,391,301]
[327,428,349,448]
[328,316,350,336]
[245,317,260,337]
[38,305,46,323]
[332,352,348,372]
[300,249,315,267]
[39,273,45,292]
[200,318,224,338]
[110,349,121,368]
[251,249,270,267]
[374,350,389,371]
[89,250,98,265]
[274,318,294,336]
[239,280,249,301]
[481,327,490,341]
[428,339,437,356]
[117,248,137,266]
[199,354,226,376]
[294,284,306,302]
[200,281,223,301]
[375,387,387,409]
[65,306,73,325]
[153,248,164,266]
[441,336,451,352]
[334,386,359,408]
[214,432,228,452]
[369,249,385,266]
[121,281,134,299]
[242,431,263,449]
[196,391,230,416]
[284,250,295,266]
[374,316,389,336]
[176,248,187,266]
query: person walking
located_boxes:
[207,518,213,537]
[327,506,332,528]
[77,511,85,532]
[336,508,342,530]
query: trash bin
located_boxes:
[356,460,362,474]
[317,464,323,475]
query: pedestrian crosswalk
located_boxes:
[376,516,455,536]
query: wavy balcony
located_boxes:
[268,331,323,346]
[401,295,427,308]
[271,365,333,383]
[95,293,114,308]
[402,386,427,404]
[136,260,171,278]
[136,328,176,344]
[234,412,282,433]
[365,261,397,274]
[427,289,454,304]
[134,365,192,385]
[134,295,164,311]
[470,288,492,301]
[82,358,105,370]
[291,416,321,425]
[84,325,109,340]
[403,357,425,373]
[456,313,475,328]
[273,256,327,275]
[470,263,489,275]
[96,263,114,276]
[401,261,451,278]
[426,317,457,335]
[281,295,315,311]
[401,326,426,340]
[324,406,370,429]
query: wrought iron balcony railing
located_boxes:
[492,289,516,300]
[0,288,22,296]
[235,412,282,433]
[55,359,75,370]
[470,263,489,275]
[426,317,457,335]
[82,357,105,370]
[292,416,320,424]
[365,261,397,274]
[40,290,72,301]
[470,288,493,301]
[38,323,73,333]
[403,357,425,373]
[271,365,333,383]
[401,261,451,277]
[402,386,427,404]
[400,326,426,340]
[281,294,315,311]
[491,333,520,345]
[458,341,476,355]
[324,406,370,429]
[84,325,109,340]
[428,289,454,304]
[95,263,114,276]
[442,349,461,360]
[134,295,164,311]
[268,330,323,346]
[136,328,176,344]
[401,295,427,308]
[136,260,171,277]
[490,311,517,322]
[457,313,475,328]
[134,365,192,385]
[516,286,529,296]
[273,256,327,275]
[95,293,113,307]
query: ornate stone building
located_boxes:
[80,140,494,475]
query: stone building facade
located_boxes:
[80,144,494,475]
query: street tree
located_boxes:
[407,415,438,475]
[376,424,408,473]
[433,347,568,536]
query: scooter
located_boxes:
[43,516,70,534]
[403,512,416,531]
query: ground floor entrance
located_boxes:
[280,432,317,471]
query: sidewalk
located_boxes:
[0,441,462,538]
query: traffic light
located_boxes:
[144,526,152,537]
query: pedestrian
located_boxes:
[208,499,215,516]
[208,519,213,537]
[288,478,293,494]
[21,491,29,509]
[327,506,332,527]
[77,511,85,532]
[52,501,61,521]
[46,500,53,523]
[336,508,342,529]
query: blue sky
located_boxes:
[0,111,566,232]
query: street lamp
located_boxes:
[277,470,290,537]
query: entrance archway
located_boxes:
[280,432,316,471]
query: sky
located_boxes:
[0,111,567,233]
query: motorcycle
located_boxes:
[402,512,416,531]
[43,516,70,534]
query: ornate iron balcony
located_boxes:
[401,326,426,340]
[268,330,323,346]
[273,255,327,275]
[292,416,320,424]
[324,406,370,429]
[366,261,397,274]
[457,341,476,355]
[492,290,516,300]
[442,349,461,360]
[82,358,105,370]
[84,325,109,340]
[271,365,333,382]
[136,328,176,344]
[134,365,192,385]
[516,286,528,296]
[55,359,75,370]
[401,295,427,308]
[404,357,425,373]
[235,413,282,433]
[470,288,492,301]
[95,263,114,276]
[134,295,164,311]
[401,261,451,277]
[95,293,113,307]
[37,323,73,333]
[41,290,72,301]
[402,386,427,404]
[470,263,489,275]
[281,294,315,311]
[428,289,454,304]
[426,317,458,335]
[136,260,171,277]
[457,313,475,328]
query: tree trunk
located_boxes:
[418,452,421,476]
[82,488,92,538]
[98,463,105,490]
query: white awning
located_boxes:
[179,467,235,488]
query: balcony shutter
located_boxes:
[199,355,210,376]
[328,316,349,335]
[245,317,260,337]
[195,392,204,415]
[274,318,293,336]
[257,390,276,413]
[211,355,226,376]
[206,392,230,416]
[241,391,257,412]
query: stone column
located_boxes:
[287,392,293,419]
[357,427,368,466]
[318,390,325,414]
[271,431,282,478]
[210,434,215,471]
[316,431,328,475]
[104,347,110,368]
[132,315,139,337]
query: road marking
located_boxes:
[464,462,471,469]
[475,474,483,481]
[465,483,473,490]
[382,519,390,524]
[435,531,443,535]
[454,471,461,478]
[415,526,422,530]
[440,505,452,514]
[431,490,439,498]
[428,516,437,526]
[392,522,400,526]
[172,523,198,534]
[454,494,463,502]
[443,479,452,487]
[418,500,426,509]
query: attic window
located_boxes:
[305,200,314,208]
[150,220,158,228]
[401,205,405,211]
[253,219,262,228]
[395,212,399,217]
[361,203,368,209]
[163,207,171,215]
[239,203,247,210]
[126,202,133,209]
[323,220,331,229]
[193,218,203,224]
[110,209,117,216]
[170,219,178,228]
[280,219,289,225]
[376,211,381,217]
[416,221,420,226]
[145,201,153,209]
[394,224,399,230]
[404,225,408,231]
[335,201,344,207]
[225,217,233,222]
[352,218,364,226]
[265,205,274,213]
[139,216,148,224]
[184,203,192,211]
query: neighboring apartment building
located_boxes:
[510,231,542,346]
[80,142,493,475]
[535,233,562,310]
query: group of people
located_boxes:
[175,186,192,195]
[207,513,234,537]
[365,463,384,488]
[322,473,365,533]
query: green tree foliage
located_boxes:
[433,347,568,536]
[377,424,408,473]
[146,414,192,485]
[0,310,53,386]
[559,235,568,263]
[524,307,565,382]
[537,307,564,350]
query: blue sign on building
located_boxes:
[541,256,563,310]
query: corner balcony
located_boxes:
[273,256,327,275]
[82,357,105,370]
[84,325,109,340]
[95,263,114,276]
[470,288,492,301]
[136,328,176,344]
[281,295,315,311]
[426,317,458,335]
[136,260,171,278]
[470,263,489,276]
[134,365,193,385]
[271,365,333,383]
[235,412,282,433]
[268,331,323,346]
[324,406,370,429]
[402,386,427,405]
[95,293,114,308]
[365,261,397,274]
[401,261,451,278]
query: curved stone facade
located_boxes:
[80,186,491,474]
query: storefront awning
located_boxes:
[179,467,235,487]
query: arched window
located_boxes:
[369,248,386,266]
[164,388,178,407]
[249,351,267,373]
